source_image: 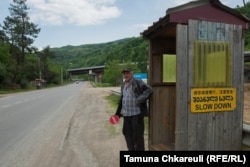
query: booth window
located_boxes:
[193,41,232,87]
[163,54,176,82]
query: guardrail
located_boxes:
[111,90,121,96]
[111,90,250,148]
[242,123,250,147]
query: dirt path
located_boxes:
[2,82,147,167]
[34,82,128,167]
[37,82,249,167]
[65,83,127,167]
[3,82,249,167]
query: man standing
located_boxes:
[115,67,153,151]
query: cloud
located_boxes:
[173,0,191,5]
[27,0,121,26]
[134,23,151,30]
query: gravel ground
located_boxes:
[2,82,249,167]
[3,82,128,167]
[39,82,129,167]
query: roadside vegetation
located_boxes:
[104,93,149,135]
[104,93,121,136]
[0,0,249,92]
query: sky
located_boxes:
[0,0,246,49]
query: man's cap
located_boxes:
[122,67,132,73]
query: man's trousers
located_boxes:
[122,114,145,151]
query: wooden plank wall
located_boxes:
[176,24,188,150]
[149,86,176,149]
[231,23,244,149]
[175,20,244,150]
[150,37,176,84]
[148,37,176,150]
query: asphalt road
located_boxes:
[0,83,83,166]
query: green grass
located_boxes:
[0,82,73,95]
[104,93,149,135]
[91,82,113,87]
[144,117,149,135]
[105,94,120,109]
[104,94,121,137]
[242,145,250,151]
[0,87,36,94]
[92,81,149,137]
[104,121,120,137]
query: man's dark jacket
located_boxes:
[115,78,153,117]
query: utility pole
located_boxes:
[37,56,42,79]
[61,67,63,85]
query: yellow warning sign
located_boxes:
[191,88,236,112]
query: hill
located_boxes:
[50,4,250,73]
[51,37,149,72]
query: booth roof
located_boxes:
[141,0,250,38]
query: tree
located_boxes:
[103,60,140,86]
[102,60,123,86]
[235,2,250,50]
[1,0,40,64]
[0,40,11,87]
[38,46,57,81]
[0,0,41,88]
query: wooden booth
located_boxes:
[142,0,249,150]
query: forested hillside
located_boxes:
[51,3,250,73]
[51,37,149,72]
[0,0,249,88]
